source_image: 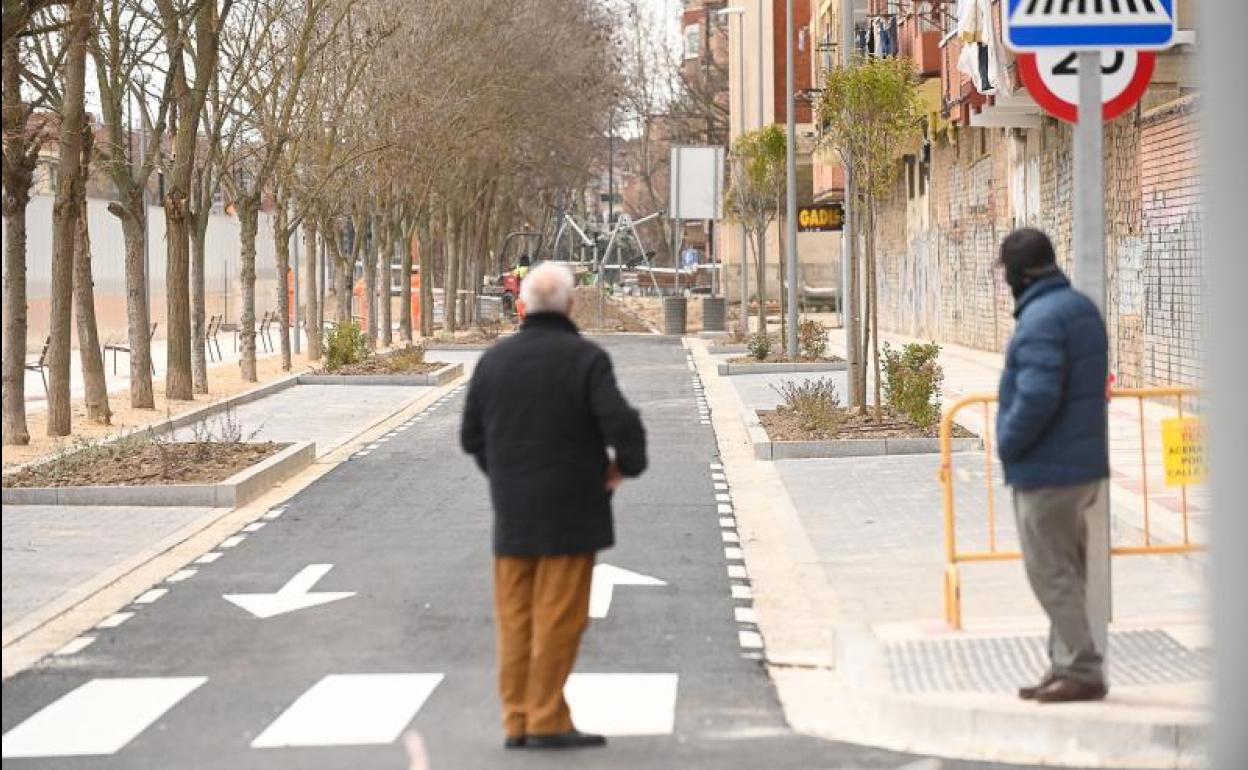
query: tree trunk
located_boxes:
[380,211,393,347]
[238,199,260,382]
[753,229,767,336]
[274,202,292,370]
[113,203,156,406]
[2,162,31,445]
[365,214,378,348]
[444,210,460,334]
[2,34,33,444]
[304,219,322,358]
[45,0,91,436]
[328,222,352,324]
[418,216,434,337]
[399,218,413,343]
[164,187,194,400]
[190,207,210,393]
[73,171,111,425]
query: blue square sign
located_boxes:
[1005,0,1177,52]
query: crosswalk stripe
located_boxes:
[1,677,206,758]
[133,588,167,605]
[96,612,133,629]
[166,569,197,583]
[563,674,678,736]
[251,673,443,748]
[195,552,223,564]
[54,636,96,656]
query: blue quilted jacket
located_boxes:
[996,273,1110,489]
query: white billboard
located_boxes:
[669,145,725,221]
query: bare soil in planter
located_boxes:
[314,347,444,376]
[728,354,845,365]
[3,440,286,488]
[759,408,976,442]
[428,325,514,345]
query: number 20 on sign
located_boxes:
[1018,49,1156,123]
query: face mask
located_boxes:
[1006,264,1058,299]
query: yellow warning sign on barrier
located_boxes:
[1162,417,1206,487]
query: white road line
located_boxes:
[195,552,223,564]
[719,517,736,528]
[715,493,731,503]
[739,630,763,649]
[731,584,753,600]
[721,532,740,544]
[727,565,748,579]
[133,588,167,605]
[1,677,206,758]
[251,673,443,748]
[711,472,726,481]
[263,508,285,520]
[724,547,743,560]
[219,535,245,549]
[734,607,758,624]
[356,451,371,457]
[563,674,678,737]
[384,432,397,437]
[714,483,728,491]
[54,636,95,656]
[243,522,266,533]
[717,503,733,514]
[366,443,381,450]
[96,612,133,629]
[166,569,197,583]
[709,463,723,470]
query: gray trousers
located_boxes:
[1013,481,1107,686]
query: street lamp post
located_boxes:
[720,6,747,337]
[784,0,798,357]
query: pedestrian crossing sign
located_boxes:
[1005,0,1177,52]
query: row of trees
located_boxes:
[2,0,621,446]
[725,55,921,412]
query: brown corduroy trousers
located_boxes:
[493,554,595,738]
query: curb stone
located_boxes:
[717,360,847,376]
[742,410,981,460]
[297,362,462,387]
[1,441,315,508]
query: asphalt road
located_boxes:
[1,335,1024,770]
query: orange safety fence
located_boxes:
[937,387,1204,630]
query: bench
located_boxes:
[103,322,157,376]
[24,336,50,395]
[206,314,223,362]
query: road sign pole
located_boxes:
[783,0,799,359]
[1073,51,1112,658]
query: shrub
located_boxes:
[772,378,844,434]
[323,320,369,372]
[798,318,828,359]
[746,331,772,361]
[882,341,944,430]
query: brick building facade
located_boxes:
[871,95,1202,389]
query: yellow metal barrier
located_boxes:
[937,387,1204,629]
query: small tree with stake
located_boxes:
[725,125,786,343]
[817,55,922,418]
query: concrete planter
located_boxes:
[717,360,847,376]
[297,362,462,387]
[744,411,980,461]
[423,341,497,351]
[709,343,749,355]
[2,441,315,508]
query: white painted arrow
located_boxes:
[589,564,666,619]
[224,564,355,619]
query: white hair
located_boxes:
[520,262,575,315]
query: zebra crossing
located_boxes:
[1,672,680,758]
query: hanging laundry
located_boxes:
[956,0,998,95]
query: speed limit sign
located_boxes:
[1018,49,1156,123]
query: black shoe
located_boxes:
[503,736,526,749]
[524,729,607,749]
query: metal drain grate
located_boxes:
[884,629,1211,694]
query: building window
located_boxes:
[684,23,701,60]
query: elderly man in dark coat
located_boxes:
[996,228,1110,704]
[461,261,647,750]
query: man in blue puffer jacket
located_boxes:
[996,228,1110,704]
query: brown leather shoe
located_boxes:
[1018,673,1057,700]
[1034,676,1108,703]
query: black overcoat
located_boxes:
[460,313,647,556]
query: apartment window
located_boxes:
[684,23,701,60]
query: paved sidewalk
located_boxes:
[690,338,1209,769]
